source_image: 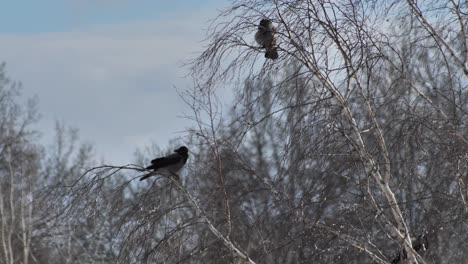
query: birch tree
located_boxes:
[0,63,40,264]
[189,0,467,263]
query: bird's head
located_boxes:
[259,19,272,29]
[174,146,189,154]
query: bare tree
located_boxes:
[0,63,40,264]
[187,1,467,263]
[31,1,467,263]
[33,122,103,264]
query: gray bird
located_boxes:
[391,234,429,264]
[139,146,189,181]
[255,18,278,60]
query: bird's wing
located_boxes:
[255,31,263,45]
[148,153,182,169]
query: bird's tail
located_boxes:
[139,173,153,181]
[265,47,278,60]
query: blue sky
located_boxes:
[0,0,228,164]
[0,1,218,33]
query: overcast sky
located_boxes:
[0,0,228,164]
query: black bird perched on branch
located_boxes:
[139,146,189,181]
[391,234,429,264]
[255,18,278,60]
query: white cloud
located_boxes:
[0,11,214,164]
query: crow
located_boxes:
[139,146,189,181]
[255,18,279,60]
[391,234,429,264]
